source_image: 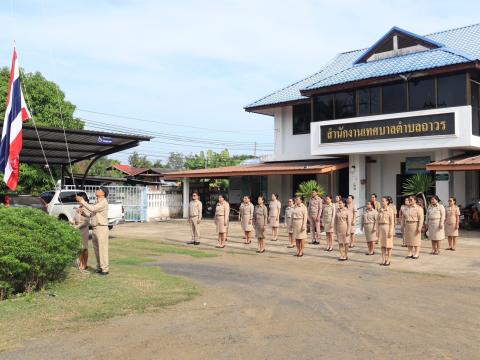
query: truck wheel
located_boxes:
[58,215,69,222]
[108,225,113,230]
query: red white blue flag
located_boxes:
[0,48,31,191]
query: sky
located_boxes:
[0,0,479,164]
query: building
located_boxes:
[108,164,178,189]
[167,23,480,216]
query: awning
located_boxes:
[426,153,480,171]
[0,121,152,165]
[164,160,348,179]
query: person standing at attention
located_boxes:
[445,197,460,251]
[335,198,352,261]
[292,196,308,257]
[269,193,281,241]
[73,196,91,271]
[284,198,295,248]
[308,190,323,245]
[76,186,110,275]
[187,192,202,245]
[387,196,397,235]
[362,201,378,256]
[322,195,335,252]
[254,195,268,253]
[399,197,410,247]
[214,195,229,248]
[346,195,357,248]
[239,195,254,245]
[426,195,445,255]
[404,196,424,259]
[378,197,395,266]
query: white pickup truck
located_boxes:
[40,189,124,229]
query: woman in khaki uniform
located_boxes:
[404,196,424,259]
[74,203,91,271]
[214,195,229,248]
[239,195,254,244]
[445,197,460,251]
[399,197,410,247]
[322,195,335,252]
[426,195,445,255]
[269,194,281,241]
[378,197,395,266]
[335,198,352,261]
[254,195,268,253]
[346,195,357,248]
[362,201,377,256]
[284,198,295,248]
[292,196,308,257]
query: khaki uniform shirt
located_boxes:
[189,199,203,220]
[81,197,109,226]
[404,204,424,231]
[308,197,323,218]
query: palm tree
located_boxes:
[402,174,435,206]
[295,180,326,205]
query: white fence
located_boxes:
[65,185,182,222]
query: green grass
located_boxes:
[0,239,215,352]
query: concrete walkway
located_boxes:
[112,220,480,278]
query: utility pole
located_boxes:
[254,141,257,157]
[205,150,208,169]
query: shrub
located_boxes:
[295,180,326,205]
[0,207,81,299]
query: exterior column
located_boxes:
[434,150,450,203]
[182,177,190,219]
[349,154,366,208]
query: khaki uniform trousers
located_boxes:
[92,225,109,272]
[190,216,200,241]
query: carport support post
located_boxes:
[183,177,190,218]
[349,154,366,208]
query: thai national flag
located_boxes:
[0,48,31,191]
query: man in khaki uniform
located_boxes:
[308,191,323,245]
[187,192,202,245]
[76,186,110,275]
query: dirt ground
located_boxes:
[2,220,480,360]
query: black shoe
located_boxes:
[95,269,102,274]
[99,271,109,276]
[193,242,200,245]
[187,241,195,245]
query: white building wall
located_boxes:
[273,106,318,161]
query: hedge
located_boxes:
[0,207,81,299]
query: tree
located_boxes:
[128,151,152,168]
[295,180,326,205]
[0,68,84,194]
[0,68,84,129]
[166,152,185,169]
[152,159,166,168]
[184,149,254,170]
[402,174,435,206]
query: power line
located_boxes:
[82,118,273,148]
[76,108,266,135]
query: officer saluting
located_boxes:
[76,186,110,275]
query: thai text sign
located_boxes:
[320,113,455,143]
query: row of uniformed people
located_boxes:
[188,192,461,263]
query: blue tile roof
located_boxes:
[245,23,480,110]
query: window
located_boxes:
[409,78,435,111]
[382,82,407,114]
[334,91,355,119]
[292,103,312,135]
[370,87,382,114]
[313,94,334,121]
[357,88,369,116]
[437,73,466,108]
[59,191,89,204]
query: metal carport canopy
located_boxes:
[0,121,152,165]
